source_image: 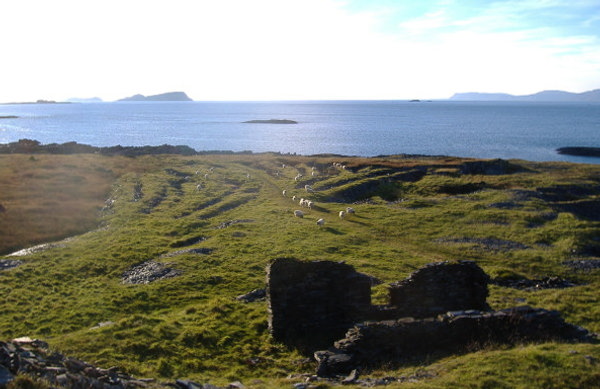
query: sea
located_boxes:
[1,100,599,164]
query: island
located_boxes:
[117,91,193,102]
[556,147,600,157]
[0,115,19,119]
[242,119,298,124]
[450,88,600,102]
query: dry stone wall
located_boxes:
[265,258,595,375]
[316,306,594,376]
[388,261,490,318]
[267,258,372,351]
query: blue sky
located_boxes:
[1,0,598,102]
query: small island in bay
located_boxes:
[243,119,298,124]
[556,147,600,157]
[118,91,193,102]
[0,115,19,119]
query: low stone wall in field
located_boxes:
[315,306,594,376]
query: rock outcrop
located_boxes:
[0,337,150,388]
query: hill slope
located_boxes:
[0,151,598,388]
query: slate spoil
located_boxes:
[491,276,578,290]
[0,338,249,389]
[0,259,22,271]
[121,261,182,284]
[0,338,150,388]
[563,259,600,271]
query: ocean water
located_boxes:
[1,100,599,163]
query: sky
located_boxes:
[1,0,599,102]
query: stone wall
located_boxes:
[315,306,594,376]
[267,258,372,351]
[388,261,490,318]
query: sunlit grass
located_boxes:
[0,152,598,387]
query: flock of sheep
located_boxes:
[191,161,355,228]
[284,162,355,227]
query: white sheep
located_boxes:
[305,184,314,192]
[346,207,355,214]
[316,218,325,226]
[299,198,306,207]
[292,195,297,201]
[196,184,203,191]
[282,189,287,197]
[204,173,209,179]
[307,201,314,209]
[294,210,304,218]
[339,210,346,219]
[294,173,303,181]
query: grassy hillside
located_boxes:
[0,152,598,388]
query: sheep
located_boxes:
[339,210,346,219]
[204,173,209,179]
[299,198,306,207]
[282,189,287,197]
[304,184,314,192]
[316,218,325,227]
[292,195,297,201]
[346,207,355,214]
[307,201,314,209]
[311,171,317,177]
[196,184,203,191]
[294,210,304,218]
[294,173,303,181]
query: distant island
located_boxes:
[118,91,193,102]
[243,119,298,124]
[1,100,70,105]
[450,89,600,102]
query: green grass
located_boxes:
[1,153,599,387]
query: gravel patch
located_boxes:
[0,259,22,271]
[121,261,182,284]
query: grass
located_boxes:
[0,152,599,388]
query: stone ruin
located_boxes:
[266,258,595,376]
[387,261,490,318]
[267,258,372,352]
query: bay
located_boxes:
[0,100,599,163]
